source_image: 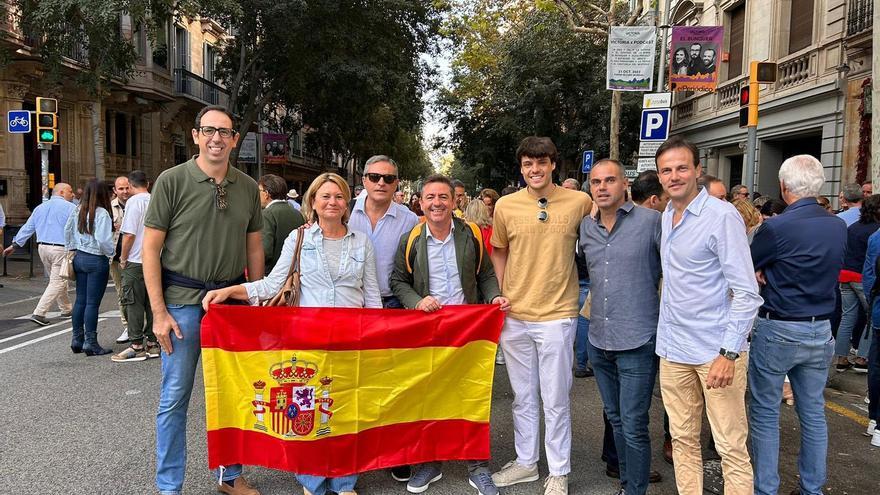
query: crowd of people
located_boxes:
[3,103,879,495]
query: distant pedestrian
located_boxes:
[286,188,302,211]
[65,178,115,356]
[760,199,787,219]
[260,175,305,273]
[630,170,669,213]
[731,184,749,201]
[3,183,76,325]
[838,183,864,226]
[500,186,518,196]
[698,174,727,201]
[863,181,873,197]
[480,188,500,218]
[394,190,406,204]
[409,192,424,217]
[110,175,131,344]
[452,179,468,217]
[562,178,579,190]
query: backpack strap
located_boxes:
[404,223,425,274]
[464,221,484,273]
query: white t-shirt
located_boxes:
[120,192,151,263]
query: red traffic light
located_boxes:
[740,87,750,107]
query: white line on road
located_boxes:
[0,318,107,354]
[0,319,71,343]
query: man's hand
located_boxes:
[706,355,736,389]
[415,296,442,313]
[119,259,127,269]
[755,269,767,285]
[2,245,14,257]
[492,296,511,312]
[153,310,182,355]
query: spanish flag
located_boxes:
[202,304,505,476]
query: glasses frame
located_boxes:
[198,126,237,139]
[364,173,398,184]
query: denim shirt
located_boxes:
[244,223,382,308]
[64,207,115,257]
[862,230,880,327]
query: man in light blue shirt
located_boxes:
[3,183,76,325]
[654,136,762,495]
[349,155,418,309]
[837,183,863,226]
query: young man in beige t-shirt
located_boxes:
[490,137,592,495]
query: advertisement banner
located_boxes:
[238,132,258,163]
[669,26,724,92]
[606,26,657,92]
[262,133,288,165]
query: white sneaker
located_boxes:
[495,349,506,365]
[543,475,568,495]
[116,328,129,344]
[867,420,877,437]
[872,429,880,447]
[491,461,539,487]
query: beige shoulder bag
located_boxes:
[263,226,307,307]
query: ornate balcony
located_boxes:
[173,68,229,107]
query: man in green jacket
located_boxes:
[390,174,510,495]
[258,174,304,273]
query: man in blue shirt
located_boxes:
[750,155,847,495]
[837,183,863,226]
[860,229,880,446]
[3,183,76,326]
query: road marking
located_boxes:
[13,309,121,320]
[0,319,72,343]
[0,318,107,354]
[826,399,869,427]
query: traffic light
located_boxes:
[751,61,778,84]
[36,97,58,144]
[738,86,755,128]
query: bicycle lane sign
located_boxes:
[8,110,31,134]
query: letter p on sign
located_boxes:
[639,109,670,142]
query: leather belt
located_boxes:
[758,309,833,322]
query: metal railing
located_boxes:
[846,0,873,36]
[173,68,229,106]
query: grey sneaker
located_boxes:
[145,341,161,359]
[30,314,50,326]
[111,345,147,363]
[406,463,442,493]
[468,468,499,495]
[59,311,72,318]
[543,475,568,495]
[492,460,539,487]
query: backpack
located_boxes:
[404,220,484,275]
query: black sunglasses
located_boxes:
[537,197,548,222]
[365,173,398,184]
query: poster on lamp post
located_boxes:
[669,26,724,92]
[606,26,656,91]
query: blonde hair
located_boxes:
[732,198,761,233]
[302,173,351,224]
[464,198,491,227]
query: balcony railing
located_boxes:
[717,76,748,109]
[173,68,229,106]
[846,0,873,36]
[776,50,815,91]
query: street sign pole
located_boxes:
[38,143,49,202]
[745,126,757,196]
[656,0,673,92]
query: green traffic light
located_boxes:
[38,129,56,142]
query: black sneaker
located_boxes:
[30,314,50,326]
[574,367,594,378]
[391,465,412,482]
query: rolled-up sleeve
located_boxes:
[243,229,299,305]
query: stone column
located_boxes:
[1,82,33,223]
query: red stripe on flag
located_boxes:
[207,419,490,476]
[201,305,504,351]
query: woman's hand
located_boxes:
[202,287,233,312]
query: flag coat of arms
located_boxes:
[201,304,505,476]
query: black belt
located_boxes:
[38,242,65,247]
[161,269,246,292]
[758,309,833,322]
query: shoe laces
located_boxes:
[473,470,493,487]
[544,475,567,490]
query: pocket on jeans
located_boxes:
[823,336,835,363]
[757,331,798,374]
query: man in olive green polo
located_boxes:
[143,105,264,495]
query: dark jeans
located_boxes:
[71,251,110,350]
[869,327,880,422]
[382,295,403,309]
[588,337,658,495]
[575,279,591,371]
[121,262,155,345]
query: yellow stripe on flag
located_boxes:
[204,340,496,440]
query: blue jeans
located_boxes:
[869,327,880,422]
[749,317,834,495]
[575,280,591,371]
[836,282,870,358]
[155,303,241,494]
[587,337,658,495]
[71,251,110,350]
[296,474,358,495]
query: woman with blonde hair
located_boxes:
[203,172,380,495]
[464,199,493,255]
[732,198,762,241]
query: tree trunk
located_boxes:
[609,90,621,160]
[90,93,106,180]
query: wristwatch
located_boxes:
[719,348,740,360]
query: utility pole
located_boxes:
[656,0,673,92]
[872,0,880,186]
[739,62,777,193]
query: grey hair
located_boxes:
[562,178,580,189]
[778,155,825,199]
[364,155,399,175]
[841,182,864,203]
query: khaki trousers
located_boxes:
[109,260,128,328]
[659,356,753,495]
[34,245,71,316]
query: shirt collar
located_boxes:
[595,201,634,223]
[783,197,818,213]
[266,199,287,208]
[426,220,455,240]
[353,196,397,218]
[186,156,236,183]
[671,186,710,217]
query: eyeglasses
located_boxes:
[365,173,398,184]
[211,179,228,210]
[537,197,548,222]
[198,126,236,138]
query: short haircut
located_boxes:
[760,199,787,217]
[778,155,825,199]
[698,174,722,188]
[863,181,873,186]
[194,105,235,129]
[451,179,465,191]
[302,173,351,224]
[590,158,626,179]
[655,135,699,166]
[501,186,517,196]
[480,188,500,204]
[127,170,149,189]
[516,136,557,164]
[842,182,864,203]
[731,184,747,195]
[364,155,399,175]
[703,48,716,56]
[631,170,664,203]
[422,174,455,196]
[259,174,288,201]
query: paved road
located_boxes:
[1,269,879,494]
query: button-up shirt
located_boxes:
[751,198,846,318]
[13,195,75,246]
[837,206,861,227]
[579,202,662,351]
[349,197,418,297]
[425,222,465,305]
[657,187,763,365]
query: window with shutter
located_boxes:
[727,5,746,79]
[788,0,814,53]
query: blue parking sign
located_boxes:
[639,109,670,141]
[582,150,594,174]
[8,110,31,134]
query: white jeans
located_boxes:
[500,316,576,476]
[34,244,71,316]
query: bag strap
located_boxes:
[404,223,425,274]
[464,221,484,273]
